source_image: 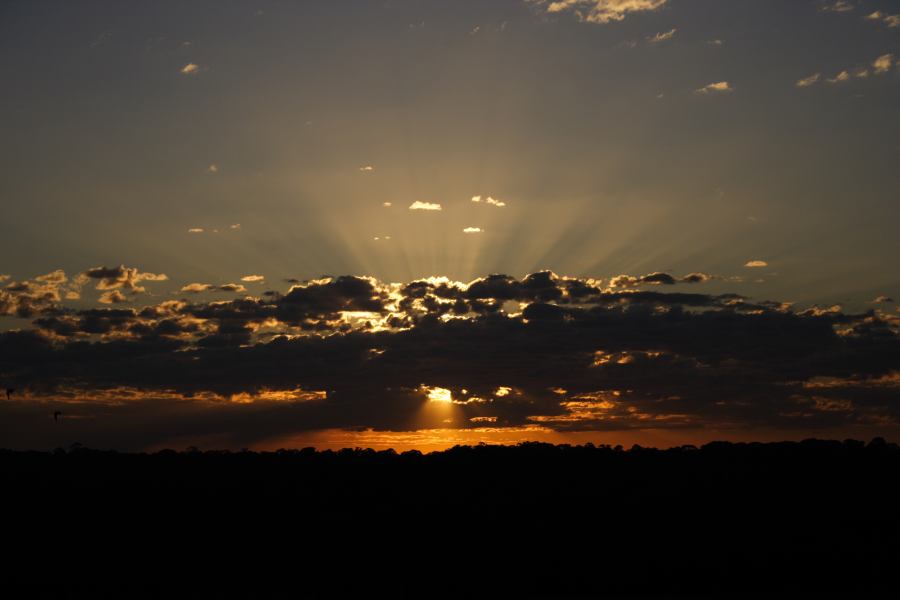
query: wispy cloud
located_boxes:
[827,70,850,83]
[647,28,676,43]
[463,227,483,234]
[744,260,768,268]
[409,201,442,211]
[534,0,669,25]
[359,165,374,172]
[796,73,821,87]
[695,81,733,94]
[188,228,204,233]
[241,275,265,282]
[820,1,854,12]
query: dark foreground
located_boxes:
[3,439,899,598]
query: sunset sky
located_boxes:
[1,0,898,450]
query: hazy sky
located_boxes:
[1,0,898,450]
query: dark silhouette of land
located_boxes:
[2,439,898,597]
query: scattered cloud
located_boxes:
[463,227,483,234]
[230,224,241,230]
[796,73,821,87]
[188,228,204,234]
[99,290,128,304]
[208,164,219,173]
[827,70,851,83]
[409,201,442,211]
[707,39,724,46]
[533,0,669,25]
[866,11,900,27]
[744,260,768,268]
[872,295,894,304]
[471,195,507,207]
[180,63,201,75]
[359,165,374,172]
[383,202,393,207]
[241,275,265,283]
[647,28,676,43]
[218,283,247,293]
[695,81,733,94]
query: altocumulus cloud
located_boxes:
[2,267,898,450]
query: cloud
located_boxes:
[647,28,676,43]
[796,73,821,87]
[534,0,669,24]
[827,70,851,84]
[359,165,374,172]
[241,275,265,283]
[471,196,506,207]
[3,268,898,449]
[180,63,201,75]
[99,290,129,304]
[79,266,168,301]
[866,11,900,27]
[383,202,393,207]
[188,228,204,234]
[409,201,442,211]
[695,81,733,94]
[463,227,483,234]
[744,260,768,268]
[208,164,218,173]
[820,0,854,12]
[872,296,894,304]
[872,53,894,74]
[217,284,248,293]
[181,283,214,294]
[230,224,241,230]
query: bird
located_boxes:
[53,411,62,422]
[5,388,14,401]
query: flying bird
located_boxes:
[5,388,14,400]
[53,411,62,422]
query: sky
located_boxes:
[1,0,898,451]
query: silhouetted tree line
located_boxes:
[3,439,898,598]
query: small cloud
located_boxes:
[744,260,768,268]
[217,283,247,293]
[469,26,480,35]
[865,10,884,20]
[180,283,214,293]
[872,53,894,74]
[796,73,821,87]
[695,81,733,94]
[409,201,442,211]
[230,224,241,230]
[463,227,483,234]
[188,228,204,234]
[359,165,374,172]
[821,1,854,12]
[827,70,850,83]
[383,202,393,207]
[647,28,676,43]
[208,164,219,173]
[241,275,265,282]
[707,39,724,46]
[472,195,506,207]
[871,295,894,304]
[180,63,201,75]
[854,68,869,78]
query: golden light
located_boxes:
[423,385,453,403]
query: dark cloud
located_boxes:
[1,270,898,449]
